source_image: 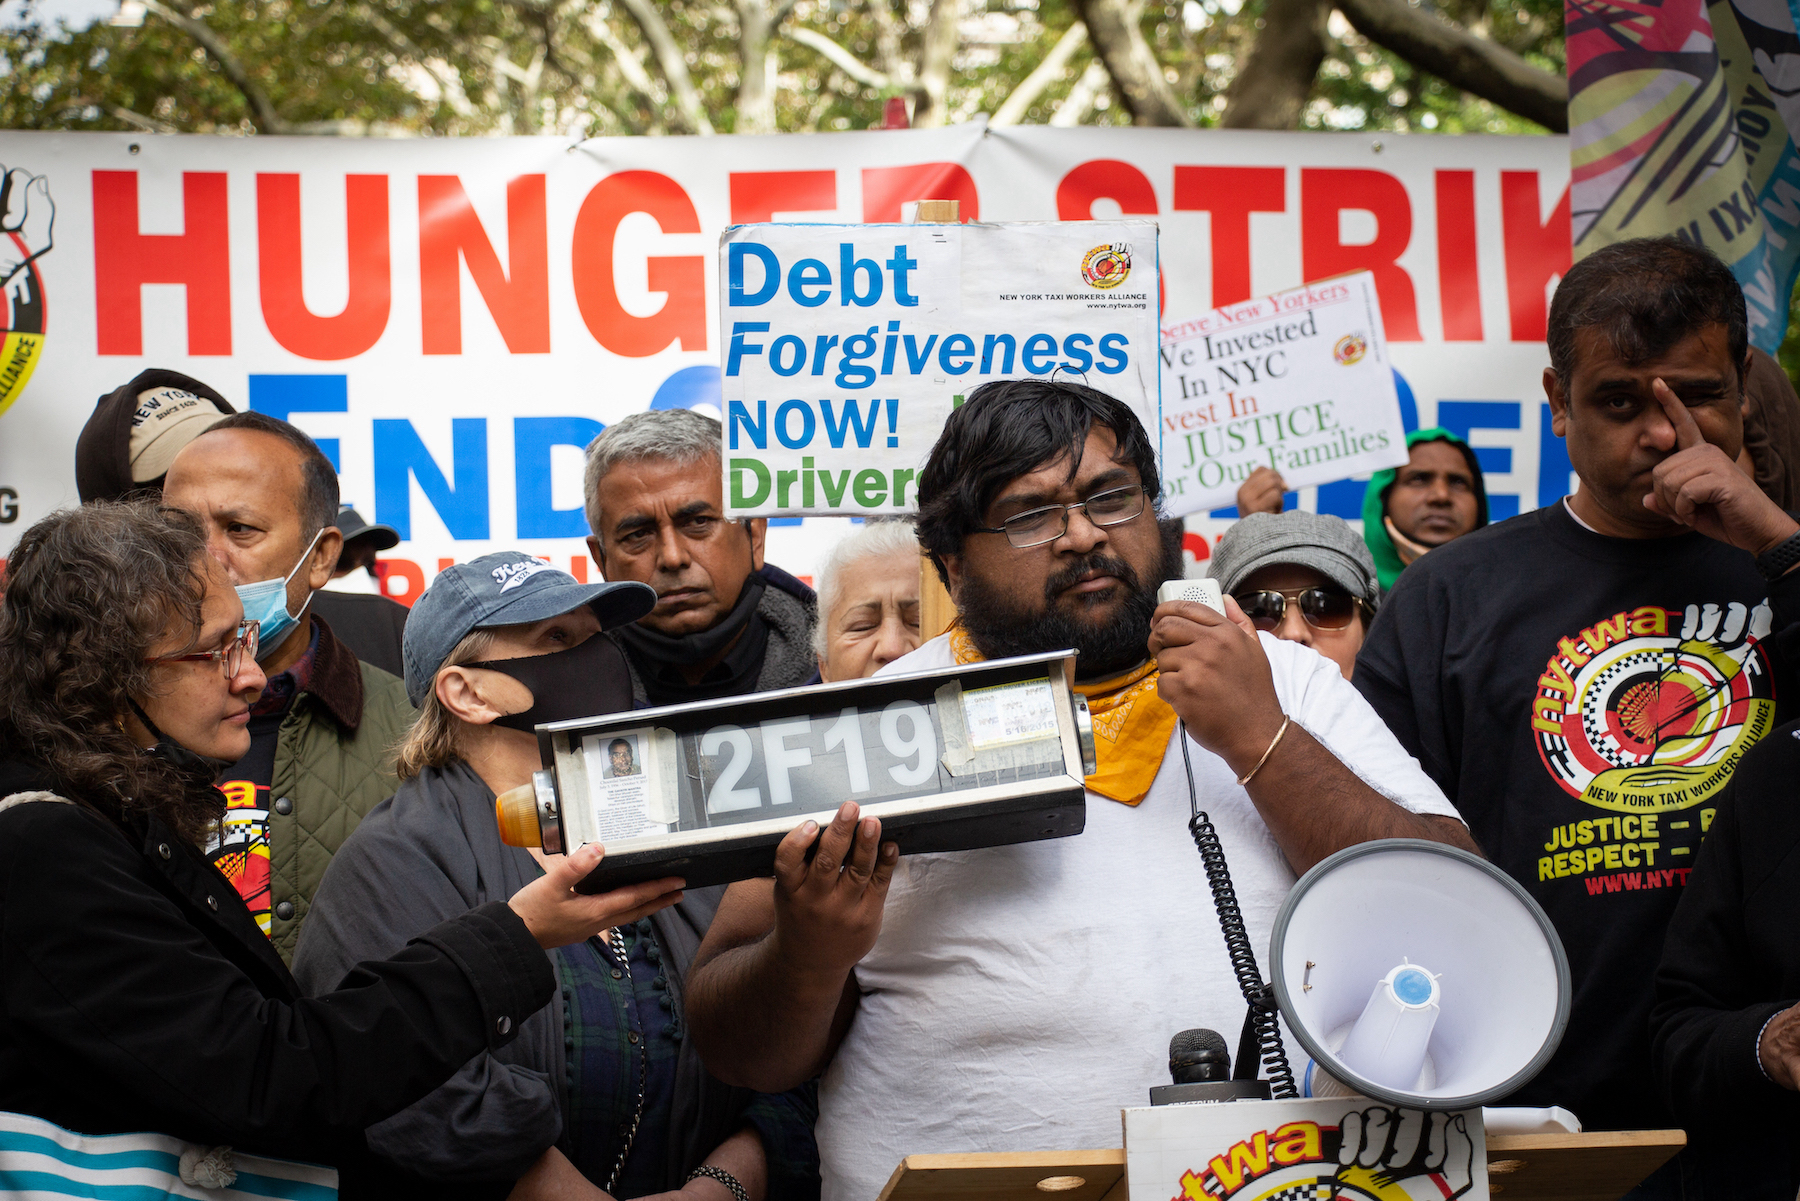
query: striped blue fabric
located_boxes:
[0,1113,337,1201]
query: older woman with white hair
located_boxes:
[812,520,924,682]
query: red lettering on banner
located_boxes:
[375,558,425,608]
[1299,168,1422,341]
[1435,170,1483,341]
[571,171,707,357]
[256,174,391,360]
[1501,171,1571,342]
[1056,159,1157,219]
[1173,166,1285,308]
[1056,161,1162,314]
[92,170,232,355]
[418,174,550,355]
[861,163,979,223]
[730,171,837,223]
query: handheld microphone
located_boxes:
[1149,1029,1270,1105]
[1156,579,1225,615]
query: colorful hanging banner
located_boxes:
[1568,0,1800,351]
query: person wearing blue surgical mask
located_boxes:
[235,523,326,650]
[162,412,416,963]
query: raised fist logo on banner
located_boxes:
[0,164,53,419]
[1333,1107,1477,1200]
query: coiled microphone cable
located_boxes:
[1179,720,1298,1098]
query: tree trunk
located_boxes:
[1050,58,1111,126]
[143,0,291,133]
[1220,0,1331,129]
[733,0,796,133]
[1334,0,1568,131]
[992,21,1088,126]
[910,0,961,128]
[617,0,715,134]
[1069,0,1192,126]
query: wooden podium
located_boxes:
[876,1130,1687,1201]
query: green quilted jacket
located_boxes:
[265,617,416,964]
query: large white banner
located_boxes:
[0,123,1569,597]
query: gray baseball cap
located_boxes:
[402,551,656,706]
[1206,510,1380,609]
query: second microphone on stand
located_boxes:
[1149,1029,1272,1106]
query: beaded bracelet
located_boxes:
[687,1164,750,1201]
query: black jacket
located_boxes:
[0,758,552,1193]
[1651,723,1800,1193]
[311,590,410,679]
[295,759,765,1189]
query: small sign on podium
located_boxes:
[1124,1099,1488,1200]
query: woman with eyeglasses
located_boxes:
[0,501,684,1196]
[1205,510,1381,681]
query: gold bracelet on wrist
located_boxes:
[1236,714,1292,787]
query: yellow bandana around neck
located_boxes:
[948,625,1175,805]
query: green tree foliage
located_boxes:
[0,0,1564,137]
[1303,0,1562,132]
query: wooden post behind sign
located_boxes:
[914,199,960,640]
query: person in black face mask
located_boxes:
[294,552,822,1201]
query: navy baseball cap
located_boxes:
[402,551,656,706]
[336,504,400,553]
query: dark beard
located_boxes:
[956,519,1186,680]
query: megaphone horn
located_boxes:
[1269,839,1571,1111]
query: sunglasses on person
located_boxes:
[148,620,260,677]
[1233,587,1364,632]
[973,484,1150,550]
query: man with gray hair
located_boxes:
[813,520,923,681]
[584,408,818,706]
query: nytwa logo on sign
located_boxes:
[1082,243,1132,289]
[1125,1102,1484,1201]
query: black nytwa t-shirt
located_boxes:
[207,711,282,936]
[1354,501,1800,1131]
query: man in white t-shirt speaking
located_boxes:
[686,379,1477,1201]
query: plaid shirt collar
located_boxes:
[250,619,321,718]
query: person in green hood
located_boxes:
[1360,428,1489,591]
[1234,429,1489,593]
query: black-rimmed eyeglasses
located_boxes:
[149,620,260,677]
[972,484,1150,549]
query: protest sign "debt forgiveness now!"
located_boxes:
[718,220,1160,516]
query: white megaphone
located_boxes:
[1269,839,1571,1111]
